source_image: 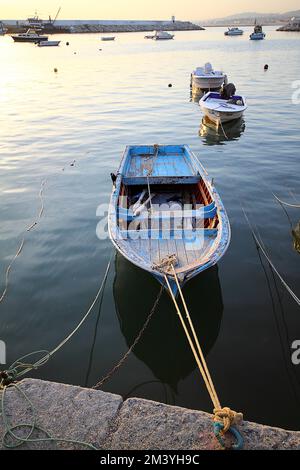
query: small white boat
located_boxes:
[250,23,265,40]
[224,27,244,36]
[191,63,226,91]
[101,36,115,41]
[38,40,60,47]
[11,29,48,43]
[0,22,7,35]
[145,34,155,39]
[153,31,174,40]
[200,91,247,124]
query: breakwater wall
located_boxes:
[1,378,299,450]
[69,21,204,34]
[277,24,300,31]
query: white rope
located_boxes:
[15,255,113,379]
[273,192,300,209]
[243,208,300,307]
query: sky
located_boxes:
[1,0,299,20]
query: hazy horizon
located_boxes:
[1,0,299,21]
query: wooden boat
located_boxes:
[11,29,48,43]
[200,91,247,124]
[38,40,60,47]
[191,63,226,91]
[101,36,115,41]
[108,145,231,295]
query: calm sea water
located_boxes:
[0,26,299,430]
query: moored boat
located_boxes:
[224,27,244,36]
[108,144,231,295]
[11,29,48,43]
[153,31,174,40]
[38,40,60,47]
[0,22,7,35]
[101,36,115,41]
[191,63,226,91]
[250,23,265,40]
[200,89,247,124]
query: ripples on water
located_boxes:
[0,26,299,430]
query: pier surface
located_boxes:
[0,379,299,450]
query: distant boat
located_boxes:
[250,23,265,40]
[200,91,247,124]
[191,63,226,90]
[108,144,230,296]
[11,29,48,43]
[152,31,174,40]
[0,22,7,35]
[26,12,44,30]
[224,27,244,36]
[101,36,115,41]
[38,40,60,47]
[144,34,155,39]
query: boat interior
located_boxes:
[115,146,220,272]
[203,92,245,107]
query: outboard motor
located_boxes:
[220,83,236,100]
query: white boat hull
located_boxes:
[192,75,225,90]
[201,107,245,124]
[38,40,60,47]
[225,31,243,36]
[200,91,247,124]
[153,37,174,40]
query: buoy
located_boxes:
[74,52,77,55]
[66,42,69,46]
[54,68,58,73]
[168,84,172,88]
[264,64,269,70]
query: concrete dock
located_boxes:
[0,379,299,450]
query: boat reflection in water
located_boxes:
[113,252,223,397]
[190,86,205,104]
[199,116,245,145]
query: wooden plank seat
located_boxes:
[117,201,217,222]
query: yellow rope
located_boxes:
[164,264,243,436]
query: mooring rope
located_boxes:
[93,285,164,390]
[0,382,98,450]
[0,152,93,306]
[243,208,300,307]
[218,119,229,140]
[159,258,243,450]
[0,255,113,449]
[0,178,48,305]
[2,256,113,383]
[273,192,300,209]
